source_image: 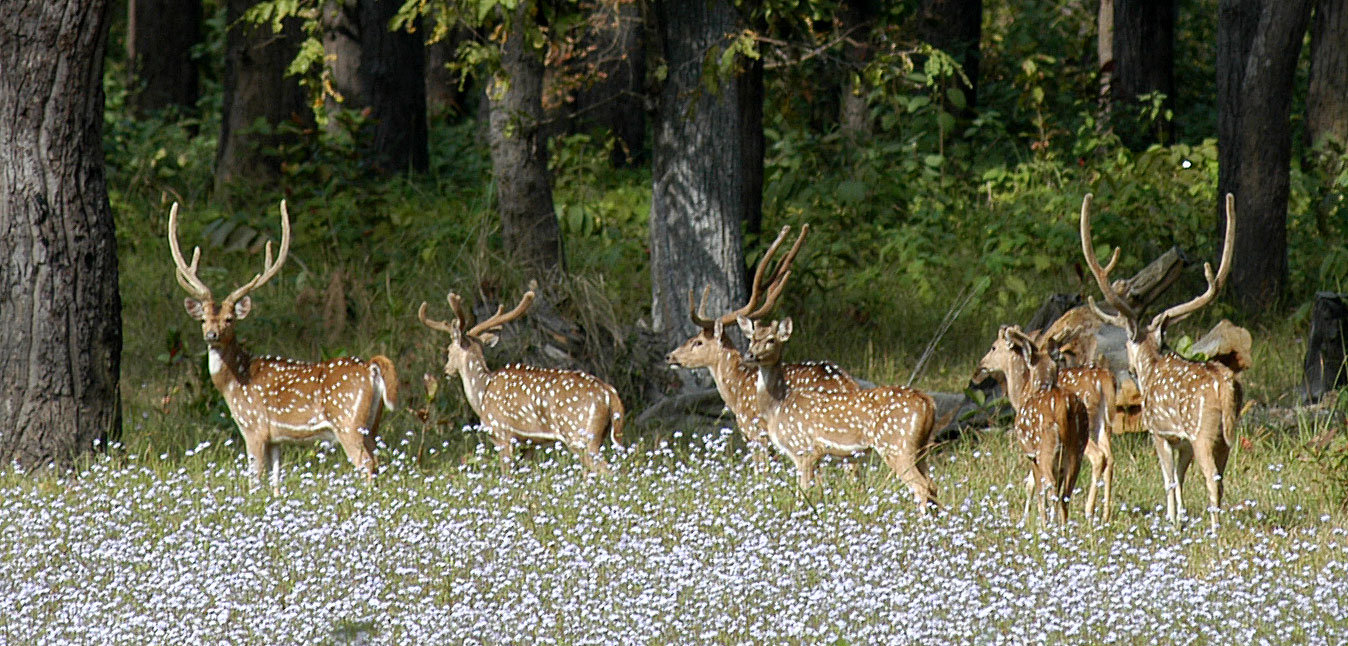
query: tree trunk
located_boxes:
[568,0,647,167]
[1112,0,1176,145]
[488,1,564,275]
[838,0,876,138]
[1307,0,1348,150]
[650,0,761,346]
[914,0,983,113]
[126,0,201,115]
[323,0,429,174]
[216,0,311,192]
[1098,0,1115,109]
[1217,0,1312,311]
[0,0,122,467]
[1304,291,1348,403]
[425,29,468,120]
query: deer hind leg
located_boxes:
[1083,442,1105,522]
[884,448,937,514]
[577,413,612,475]
[1193,436,1229,532]
[267,444,283,495]
[793,450,821,490]
[1174,441,1195,525]
[334,428,378,484]
[1058,443,1083,525]
[488,426,516,476]
[1151,433,1180,524]
[1022,470,1036,526]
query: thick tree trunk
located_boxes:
[838,0,876,138]
[126,0,201,115]
[914,0,983,113]
[1113,0,1176,145]
[324,0,429,174]
[1304,291,1348,403]
[1307,0,1348,150]
[425,30,468,120]
[1217,0,1312,311]
[0,0,122,466]
[650,0,761,346]
[489,1,564,275]
[216,0,311,191]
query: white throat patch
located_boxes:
[208,348,223,375]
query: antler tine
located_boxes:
[688,286,717,329]
[167,202,214,301]
[1149,192,1238,330]
[716,225,793,324]
[447,292,473,329]
[224,200,293,306]
[746,224,809,319]
[467,290,536,339]
[1079,193,1138,329]
[417,301,457,334]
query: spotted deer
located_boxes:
[666,224,858,459]
[1081,192,1242,531]
[419,290,624,474]
[976,327,1093,524]
[974,325,1117,522]
[739,316,940,511]
[169,202,397,493]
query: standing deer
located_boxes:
[977,327,1093,524]
[974,325,1117,522]
[666,224,858,460]
[169,202,397,493]
[739,316,940,511]
[419,290,624,474]
[1081,192,1242,531]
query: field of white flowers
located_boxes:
[3,426,1347,645]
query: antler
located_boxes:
[223,200,293,306]
[167,202,214,301]
[417,301,457,334]
[687,224,810,330]
[1079,194,1138,331]
[466,291,536,339]
[1148,193,1236,331]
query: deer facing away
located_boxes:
[666,225,858,460]
[974,324,1117,522]
[169,202,398,493]
[740,316,940,511]
[1081,192,1242,531]
[419,290,624,474]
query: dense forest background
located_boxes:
[4,0,1348,463]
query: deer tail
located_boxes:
[606,383,626,447]
[369,355,398,411]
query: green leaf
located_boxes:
[837,180,867,204]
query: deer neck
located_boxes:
[753,360,790,420]
[1127,337,1165,394]
[709,345,759,417]
[455,350,494,415]
[208,338,253,393]
[998,359,1034,410]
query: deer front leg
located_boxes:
[335,428,378,484]
[267,444,282,495]
[489,426,516,476]
[1151,433,1180,524]
[793,450,821,490]
[242,432,271,493]
[1173,441,1195,525]
[1021,470,1035,526]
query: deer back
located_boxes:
[478,364,621,440]
[223,355,393,438]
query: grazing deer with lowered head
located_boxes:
[666,224,858,460]
[169,202,397,493]
[1081,193,1242,531]
[419,290,624,474]
[974,325,1117,522]
[739,316,940,511]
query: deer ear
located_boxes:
[478,331,500,348]
[232,296,252,319]
[778,317,793,340]
[184,298,206,320]
[736,315,754,338]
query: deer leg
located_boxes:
[1083,442,1104,522]
[335,429,377,483]
[1100,429,1115,523]
[885,449,936,513]
[579,417,612,475]
[794,451,821,490]
[1174,441,1194,525]
[1194,437,1228,532]
[268,444,282,495]
[489,427,515,476]
[1151,433,1179,524]
[1022,470,1035,526]
[1060,444,1083,525]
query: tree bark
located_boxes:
[425,29,468,120]
[216,0,311,192]
[126,0,202,115]
[914,0,983,113]
[0,0,122,467]
[1307,0,1348,150]
[1304,291,1348,403]
[323,0,429,174]
[1217,0,1312,311]
[650,0,761,346]
[838,0,877,138]
[488,1,564,275]
[567,0,647,167]
[1112,0,1176,145]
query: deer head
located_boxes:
[419,290,536,377]
[170,201,291,348]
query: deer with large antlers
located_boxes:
[169,202,398,493]
[1081,193,1242,531]
[739,316,940,511]
[666,225,858,460]
[420,291,624,474]
[975,325,1117,522]
[975,326,1096,524]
